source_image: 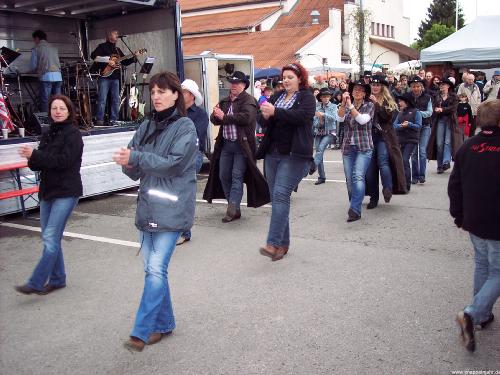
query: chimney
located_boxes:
[310,10,320,25]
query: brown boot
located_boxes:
[222,203,241,223]
[259,244,278,259]
[124,337,146,352]
[272,246,289,261]
[147,331,172,345]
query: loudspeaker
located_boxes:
[25,112,50,135]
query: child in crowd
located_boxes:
[457,93,473,140]
[258,86,273,105]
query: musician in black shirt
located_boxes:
[90,30,137,125]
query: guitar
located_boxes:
[98,48,147,78]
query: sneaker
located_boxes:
[411,179,419,184]
[456,311,475,352]
[419,177,426,184]
[367,200,378,209]
[437,168,444,174]
[442,163,451,171]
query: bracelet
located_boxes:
[348,104,355,110]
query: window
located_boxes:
[376,23,380,36]
[371,22,375,35]
[391,26,394,38]
[381,24,385,37]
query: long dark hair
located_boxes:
[149,71,186,116]
[48,95,77,125]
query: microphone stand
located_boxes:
[71,31,93,128]
[119,36,142,121]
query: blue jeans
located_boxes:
[400,143,416,191]
[342,145,373,215]
[411,125,431,180]
[131,231,180,342]
[219,140,247,208]
[27,197,78,291]
[96,78,120,122]
[182,151,204,240]
[464,234,500,325]
[264,151,310,247]
[366,135,392,202]
[40,81,62,112]
[314,134,334,180]
[435,119,451,168]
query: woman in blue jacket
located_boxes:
[113,71,197,352]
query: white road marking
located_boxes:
[0,222,140,248]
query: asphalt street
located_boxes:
[1,149,499,375]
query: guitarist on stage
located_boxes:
[91,29,137,126]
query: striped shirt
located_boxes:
[341,101,375,153]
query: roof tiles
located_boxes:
[183,25,327,68]
[182,7,281,35]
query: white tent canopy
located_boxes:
[420,15,500,68]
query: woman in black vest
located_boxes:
[16,95,83,295]
[257,62,315,261]
[394,95,422,191]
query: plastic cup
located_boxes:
[1,129,8,139]
[18,128,25,137]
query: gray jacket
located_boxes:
[123,110,198,232]
[33,40,61,78]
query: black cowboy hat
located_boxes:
[316,87,333,101]
[349,79,371,98]
[272,79,283,88]
[439,77,455,90]
[408,75,424,85]
[395,94,414,107]
[227,71,250,90]
[371,74,389,86]
[363,70,372,78]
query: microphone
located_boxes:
[118,34,127,38]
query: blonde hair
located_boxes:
[375,85,398,112]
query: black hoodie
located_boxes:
[448,126,500,240]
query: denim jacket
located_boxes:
[313,102,343,136]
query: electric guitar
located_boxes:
[98,48,147,78]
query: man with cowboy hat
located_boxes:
[177,79,209,245]
[311,87,344,184]
[408,75,433,184]
[203,71,270,222]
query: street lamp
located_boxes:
[370,50,390,73]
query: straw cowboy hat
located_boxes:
[181,79,204,107]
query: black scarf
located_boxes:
[139,107,180,146]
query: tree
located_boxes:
[417,23,456,50]
[417,0,464,41]
[348,6,371,75]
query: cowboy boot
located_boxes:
[222,203,241,223]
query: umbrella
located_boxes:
[254,68,281,80]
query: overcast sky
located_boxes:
[403,0,500,42]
